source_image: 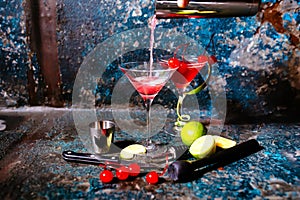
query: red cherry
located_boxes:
[180,60,189,66]
[116,166,129,181]
[128,163,140,177]
[209,55,217,64]
[100,170,114,183]
[177,61,188,74]
[168,57,180,68]
[197,55,209,63]
[145,171,159,184]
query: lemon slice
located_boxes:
[120,144,147,160]
[189,135,216,159]
[212,135,236,149]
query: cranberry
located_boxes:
[145,171,159,184]
[99,169,114,183]
[128,163,140,177]
[116,166,129,181]
[168,57,180,68]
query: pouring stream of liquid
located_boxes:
[149,15,157,74]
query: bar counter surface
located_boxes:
[0,107,299,199]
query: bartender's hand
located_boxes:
[177,0,190,8]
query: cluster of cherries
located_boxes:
[166,42,217,71]
[166,54,216,87]
[99,162,166,185]
[167,54,217,69]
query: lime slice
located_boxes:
[120,144,147,160]
[212,135,236,149]
[189,135,216,159]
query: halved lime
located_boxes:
[189,135,216,159]
[120,144,147,160]
[212,135,236,149]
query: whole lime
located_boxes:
[180,121,206,146]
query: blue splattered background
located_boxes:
[0,0,299,121]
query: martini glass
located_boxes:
[160,44,212,131]
[119,61,178,150]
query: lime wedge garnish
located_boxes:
[120,144,147,160]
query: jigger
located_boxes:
[155,0,261,19]
[89,120,115,154]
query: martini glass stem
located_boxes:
[145,98,154,149]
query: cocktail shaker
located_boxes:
[155,0,261,19]
[89,120,115,154]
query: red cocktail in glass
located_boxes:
[120,61,178,149]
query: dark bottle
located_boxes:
[155,0,261,19]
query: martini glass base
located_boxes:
[145,141,157,152]
[145,144,168,158]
